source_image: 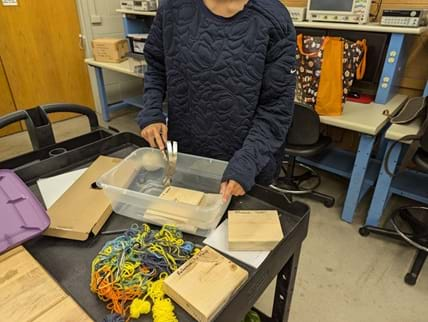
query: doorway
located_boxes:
[0,0,94,137]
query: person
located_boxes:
[138,0,296,201]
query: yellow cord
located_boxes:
[128,273,177,321]
[148,274,178,322]
[129,298,151,319]
[90,224,194,320]
[152,298,177,322]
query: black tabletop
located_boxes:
[25,187,309,322]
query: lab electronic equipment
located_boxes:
[288,7,307,22]
[120,0,133,10]
[381,9,427,27]
[133,0,157,11]
[307,0,372,24]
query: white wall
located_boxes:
[75,0,143,115]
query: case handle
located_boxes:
[41,103,99,131]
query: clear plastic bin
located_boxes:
[97,148,230,236]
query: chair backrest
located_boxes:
[421,125,428,152]
[418,104,428,152]
[287,103,321,146]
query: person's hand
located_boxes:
[220,180,245,202]
[141,123,168,150]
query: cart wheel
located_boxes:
[404,273,417,286]
[359,227,370,237]
[323,198,335,208]
[243,310,261,322]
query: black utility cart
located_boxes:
[0,105,310,322]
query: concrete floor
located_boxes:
[1,110,427,322]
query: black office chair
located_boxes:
[359,121,428,285]
[270,103,335,207]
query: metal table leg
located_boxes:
[341,134,376,223]
[93,66,111,122]
[271,247,301,322]
[365,140,402,226]
[375,33,406,104]
[92,66,138,122]
[376,127,389,160]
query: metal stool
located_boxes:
[270,103,335,208]
[360,146,428,285]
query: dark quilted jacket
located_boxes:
[137,0,296,191]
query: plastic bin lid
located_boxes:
[0,169,50,254]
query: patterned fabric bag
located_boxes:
[295,34,367,116]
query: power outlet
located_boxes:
[90,15,102,24]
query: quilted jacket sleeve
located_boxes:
[137,6,167,129]
[222,21,297,192]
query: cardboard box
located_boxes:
[45,156,122,241]
[91,38,129,63]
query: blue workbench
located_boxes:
[365,82,428,226]
[299,94,407,222]
[294,22,427,223]
[85,58,146,122]
[85,9,153,122]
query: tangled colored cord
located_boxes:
[90,224,198,321]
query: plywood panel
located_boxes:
[0,57,20,137]
[0,0,95,123]
[33,297,93,322]
[399,33,428,91]
[0,247,93,322]
[0,247,66,322]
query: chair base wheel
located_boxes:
[359,227,370,237]
[273,160,334,207]
[404,273,417,286]
[323,198,335,208]
[279,161,321,191]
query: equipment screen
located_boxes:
[309,0,354,12]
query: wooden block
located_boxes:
[145,209,190,223]
[160,186,205,205]
[144,212,199,234]
[144,209,199,234]
[0,247,92,322]
[228,210,284,251]
[163,246,248,322]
